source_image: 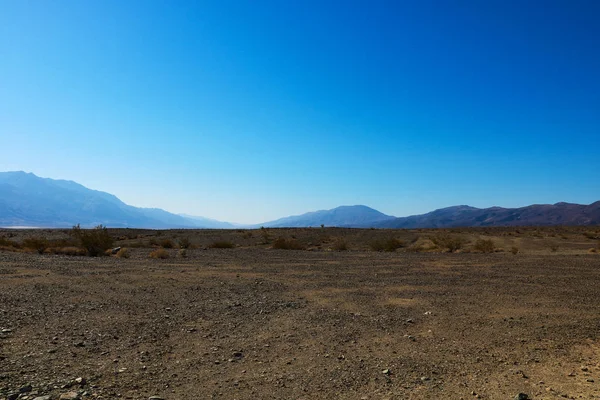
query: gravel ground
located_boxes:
[1,249,599,400]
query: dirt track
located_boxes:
[1,248,600,399]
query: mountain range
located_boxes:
[0,171,599,228]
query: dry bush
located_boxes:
[430,234,467,252]
[584,231,600,240]
[242,231,253,239]
[272,237,305,250]
[0,236,19,249]
[71,224,114,257]
[510,246,520,255]
[332,239,348,251]
[178,248,188,258]
[159,239,175,249]
[209,240,235,249]
[369,238,404,252]
[23,237,48,254]
[149,248,169,259]
[45,247,86,256]
[260,227,271,244]
[116,248,130,258]
[128,241,146,248]
[178,237,191,249]
[473,239,495,253]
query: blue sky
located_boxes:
[1,0,599,224]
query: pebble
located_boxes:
[33,396,52,400]
[382,369,391,375]
[148,397,165,400]
[19,384,33,393]
[59,392,80,400]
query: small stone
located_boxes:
[20,385,33,393]
[75,377,86,385]
[7,393,19,400]
[382,369,391,375]
[420,376,430,381]
[587,379,595,382]
[581,367,589,372]
[33,396,52,400]
[59,392,80,400]
[514,393,529,400]
[148,397,165,400]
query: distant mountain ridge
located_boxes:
[1,171,599,228]
[0,171,229,228]
[259,205,396,228]
[375,202,600,228]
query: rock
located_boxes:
[75,377,86,385]
[19,384,33,393]
[111,247,121,254]
[148,397,165,400]
[59,392,80,400]
[33,396,52,400]
[587,379,595,382]
[382,369,391,375]
[514,394,529,400]
[7,393,19,400]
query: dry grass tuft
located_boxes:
[149,248,170,259]
[209,240,235,249]
[116,248,130,258]
[272,237,305,250]
[473,239,495,253]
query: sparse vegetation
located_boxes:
[209,240,235,249]
[511,246,520,255]
[178,248,188,258]
[430,234,467,252]
[369,238,404,252]
[272,237,305,250]
[23,237,48,254]
[116,248,130,258]
[178,237,191,249]
[473,239,495,253]
[260,227,270,244]
[71,224,114,257]
[149,248,169,259]
[332,239,348,251]
[159,238,175,249]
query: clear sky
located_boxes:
[1,0,599,224]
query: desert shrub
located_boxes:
[46,246,86,256]
[159,239,175,249]
[178,237,191,249]
[260,227,270,244]
[272,237,305,250]
[332,239,348,251]
[149,248,169,259]
[473,239,495,253]
[430,234,467,252]
[510,246,520,255]
[209,240,235,249]
[149,237,159,246]
[584,231,600,240]
[128,241,146,248]
[23,237,49,254]
[242,231,253,239]
[116,248,130,258]
[71,224,114,257]
[370,238,404,252]
[178,248,187,258]
[0,236,18,248]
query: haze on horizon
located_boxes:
[1,0,599,224]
